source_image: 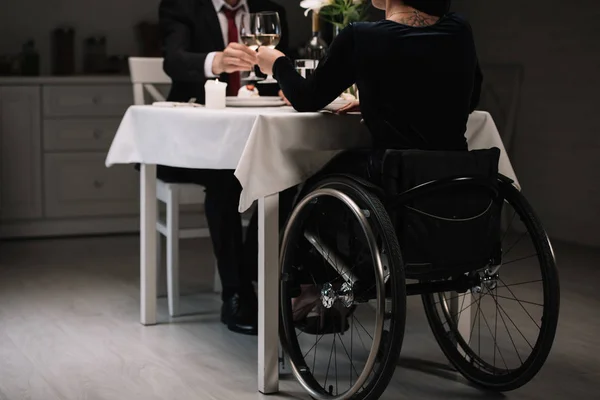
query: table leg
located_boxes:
[258,193,279,394]
[140,164,158,326]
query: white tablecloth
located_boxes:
[106,106,519,211]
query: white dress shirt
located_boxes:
[204,0,250,78]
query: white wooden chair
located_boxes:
[128,57,221,317]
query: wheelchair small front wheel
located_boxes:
[280,177,406,400]
[422,181,560,391]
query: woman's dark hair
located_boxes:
[403,0,452,17]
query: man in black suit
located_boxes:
[158,0,289,335]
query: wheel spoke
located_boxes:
[311,327,319,372]
[467,296,481,346]
[502,253,539,266]
[336,333,361,381]
[353,314,370,353]
[478,300,510,371]
[442,293,487,328]
[334,334,338,395]
[503,231,528,257]
[350,314,354,386]
[492,293,543,307]
[499,278,541,330]
[497,279,543,289]
[494,285,499,373]
[501,210,518,243]
[354,316,374,341]
[486,287,525,365]
[477,292,482,369]
[303,329,328,360]
[323,333,335,390]
[490,291,535,350]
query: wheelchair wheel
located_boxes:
[280,176,406,400]
[422,180,560,391]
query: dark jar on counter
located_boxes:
[51,26,75,75]
[83,36,107,74]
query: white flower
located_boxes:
[300,0,332,16]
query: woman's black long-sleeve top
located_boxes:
[273,13,482,151]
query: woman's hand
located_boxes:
[278,90,291,106]
[256,47,285,76]
[336,100,360,114]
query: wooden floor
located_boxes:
[0,235,598,400]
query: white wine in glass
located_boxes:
[240,13,262,82]
[254,11,282,84]
[255,34,280,48]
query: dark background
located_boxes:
[0,0,598,246]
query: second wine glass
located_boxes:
[240,12,262,82]
[254,11,281,84]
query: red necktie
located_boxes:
[223,8,241,96]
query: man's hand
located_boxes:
[212,43,257,75]
[257,47,285,76]
[336,100,360,115]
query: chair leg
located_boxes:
[166,189,180,317]
[156,232,162,292]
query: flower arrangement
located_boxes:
[300,0,370,30]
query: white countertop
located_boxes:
[0,75,131,85]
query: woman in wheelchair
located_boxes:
[257,1,560,399]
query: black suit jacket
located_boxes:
[159,0,289,103]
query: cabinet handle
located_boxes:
[92,96,101,105]
[93,180,105,189]
[93,130,102,139]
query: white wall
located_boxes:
[0,0,310,74]
[457,0,600,247]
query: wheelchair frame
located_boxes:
[279,169,559,399]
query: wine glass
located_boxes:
[240,13,263,82]
[254,11,281,84]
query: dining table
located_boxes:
[105,104,519,394]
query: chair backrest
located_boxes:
[128,57,172,105]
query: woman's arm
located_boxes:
[260,25,356,112]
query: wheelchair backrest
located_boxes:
[380,148,502,279]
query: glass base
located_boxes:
[257,75,277,84]
[242,72,264,82]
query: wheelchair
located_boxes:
[279,148,560,400]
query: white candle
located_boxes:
[204,79,228,109]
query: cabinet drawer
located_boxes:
[43,85,132,117]
[44,153,139,218]
[44,118,120,151]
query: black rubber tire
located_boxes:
[422,180,560,392]
[280,176,407,400]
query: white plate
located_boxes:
[226,96,285,107]
[152,101,203,108]
[323,98,351,112]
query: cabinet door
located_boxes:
[44,153,139,218]
[0,86,42,220]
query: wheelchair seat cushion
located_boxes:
[380,148,502,278]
